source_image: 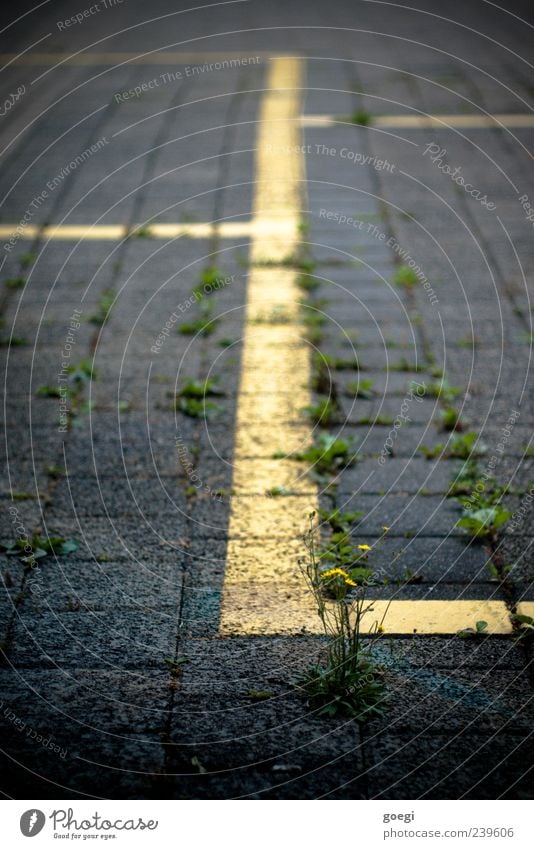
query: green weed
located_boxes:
[0,336,28,347]
[389,357,422,372]
[173,377,223,419]
[297,514,387,719]
[295,432,358,481]
[439,406,464,432]
[297,273,321,293]
[350,109,372,126]
[318,508,363,533]
[20,252,37,269]
[457,620,488,638]
[456,505,512,540]
[301,396,342,427]
[266,486,297,497]
[357,414,394,426]
[89,288,116,326]
[1,533,78,565]
[4,277,25,290]
[415,378,461,402]
[179,316,218,336]
[393,266,418,287]
[346,378,374,399]
[250,305,292,324]
[132,224,152,238]
[420,432,485,460]
[313,352,360,372]
[37,385,62,398]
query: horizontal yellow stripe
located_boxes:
[220,597,514,636]
[0,220,296,242]
[0,52,273,66]
[301,113,534,129]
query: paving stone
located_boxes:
[7,609,180,669]
[365,731,534,799]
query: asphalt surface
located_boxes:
[0,0,533,799]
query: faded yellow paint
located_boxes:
[0,220,297,242]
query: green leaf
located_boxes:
[59,539,79,555]
[247,690,273,700]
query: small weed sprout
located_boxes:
[389,357,422,373]
[295,432,358,482]
[419,431,486,461]
[172,377,224,419]
[297,513,387,719]
[415,378,461,403]
[89,289,116,326]
[393,266,418,287]
[350,109,372,126]
[20,252,37,269]
[301,396,342,427]
[346,378,374,399]
[132,224,152,238]
[4,277,26,290]
[439,406,464,432]
[457,620,488,638]
[456,505,512,541]
[1,533,78,565]
[313,352,361,372]
[297,273,321,293]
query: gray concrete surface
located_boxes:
[0,0,533,799]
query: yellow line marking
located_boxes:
[0,52,274,66]
[0,220,298,242]
[43,224,126,240]
[517,601,534,621]
[219,56,319,635]
[0,226,40,240]
[301,113,534,129]
[222,598,514,636]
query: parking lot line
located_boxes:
[218,56,320,635]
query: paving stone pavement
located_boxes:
[0,0,533,799]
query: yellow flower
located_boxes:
[321,567,348,579]
[383,526,390,532]
[345,578,357,587]
[357,544,371,551]
[377,624,385,633]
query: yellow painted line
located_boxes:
[44,224,126,240]
[0,225,127,241]
[222,598,514,636]
[0,52,273,66]
[219,56,319,635]
[0,220,297,242]
[0,226,40,240]
[517,601,534,622]
[301,113,534,129]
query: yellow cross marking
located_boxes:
[216,59,524,636]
